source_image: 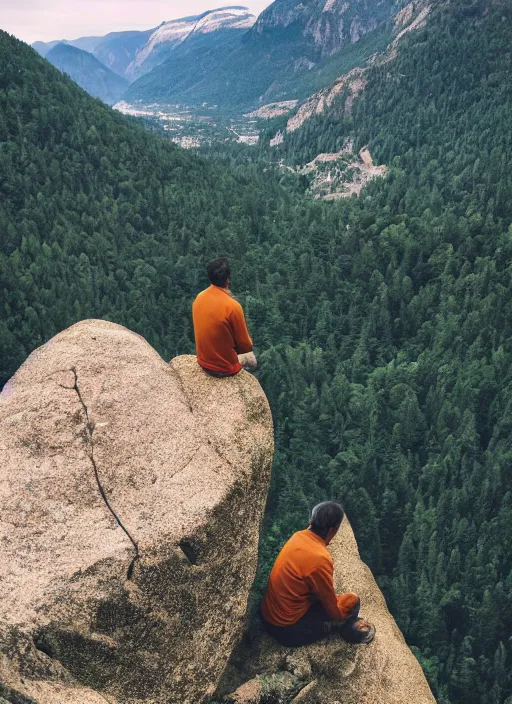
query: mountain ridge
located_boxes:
[125,0,406,108]
[126,6,256,79]
[46,42,128,105]
[32,7,256,83]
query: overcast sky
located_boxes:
[1,0,274,45]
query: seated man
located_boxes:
[192,257,257,377]
[261,501,375,647]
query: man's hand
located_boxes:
[238,352,258,371]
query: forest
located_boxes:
[1,0,512,701]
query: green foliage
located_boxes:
[0,30,293,380]
[252,3,512,702]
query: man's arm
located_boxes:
[306,558,344,621]
[230,304,253,355]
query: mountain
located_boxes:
[125,0,402,108]
[45,42,129,104]
[125,6,256,80]
[92,28,157,77]
[256,0,431,198]
[32,40,61,56]
[33,28,156,78]
[31,8,254,83]
[251,0,395,56]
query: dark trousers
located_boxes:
[203,368,236,378]
[260,599,361,648]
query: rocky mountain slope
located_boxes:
[126,6,256,80]
[46,42,129,105]
[251,0,396,57]
[260,1,430,199]
[89,28,158,77]
[125,0,404,108]
[282,0,430,132]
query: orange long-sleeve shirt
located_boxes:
[261,529,358,626]
[192,285,253,375]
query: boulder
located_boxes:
[0,320,274,704]
[218,519,437,704]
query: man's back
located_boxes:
[262,529,337,626]
[261,505,375,647]
[192,285,253,375]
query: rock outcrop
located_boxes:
[274,1,431,137]
[286,67,367,134]
[217,519,436,704]
[0,320,274,704]
[251,0,387,58]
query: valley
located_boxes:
[114,100,260,147]
[114,100,387,199]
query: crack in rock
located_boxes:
[169,365,194,414]
[68,367,140,580]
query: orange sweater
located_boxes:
[261,529,358,626]
[192,285,253,375]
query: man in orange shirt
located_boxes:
[192,258,257,377]
[261,502,375,647]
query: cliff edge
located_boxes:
[0,320,274,704]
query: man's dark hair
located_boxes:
[206,257,231,287]
[310,501,345,539]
